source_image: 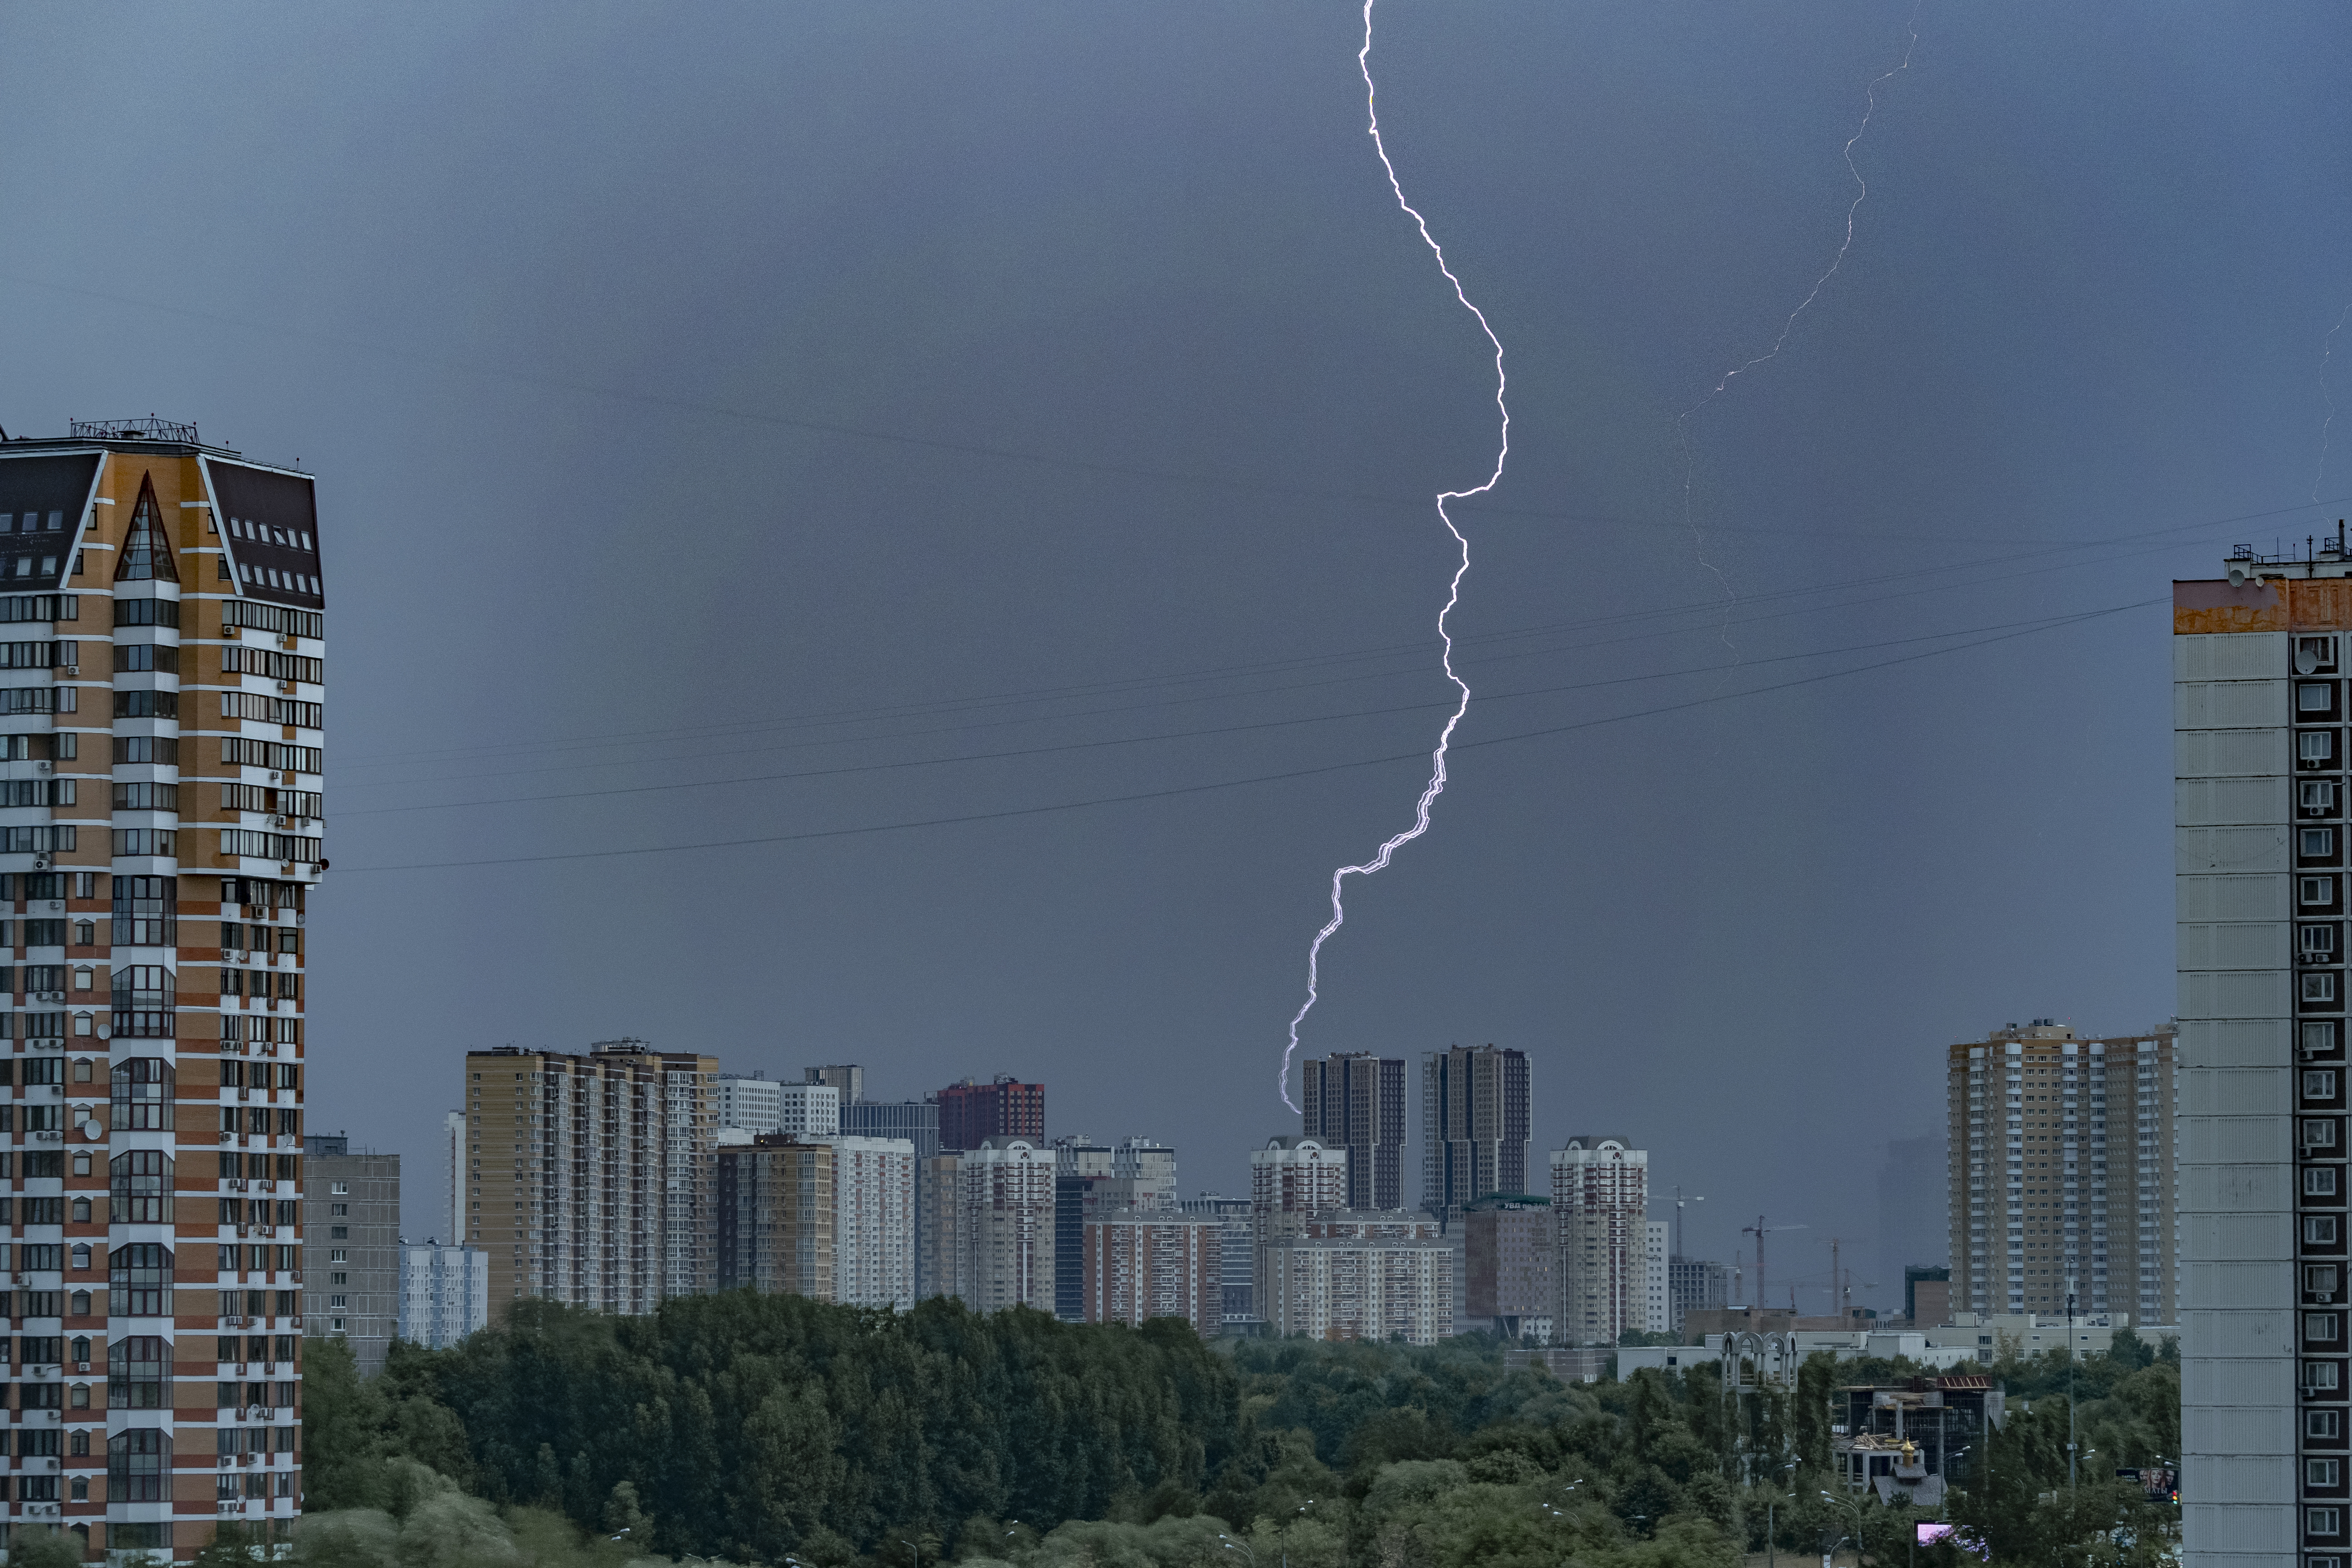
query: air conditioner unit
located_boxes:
[224,625,240,639]
[33,761,47,774]
[269,816,285,828]
[236,1226,249,1238]
[276,681,294,694]
[30,856,46,870]
[61,666,75,677]
[74,1362,86,1374]
[267,771,280,783]
[43,1459,55,1472]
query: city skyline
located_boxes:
[2,3,2302,1342]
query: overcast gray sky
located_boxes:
[4,1,2346,1312]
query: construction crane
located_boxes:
[1742,1215,1806,1311]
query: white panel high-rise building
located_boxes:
[398,1240,490,1350]
[1639,1219,1671,1336]
[1551,1137,1649,1347]
[950,1137,1055,1313]
[715,1073,783,1135]
[779,1082,840,1137]
[1250,1135,1349,1299]
[2175,552,2337,1568]
[820,1134,916,1309]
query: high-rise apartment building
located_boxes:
[819,1134,915,1309]
[1668,1258,1730,1334]
[460,1041,718,1311]
[843,1098,938,1161]
[1551,1136,1649,1347]
[916,1151,962,1301]
[1944,1023,2177,1324]
[1250,1135,1348,1301]
[715,1073,783,1135]
[1423,1045,1531,1226]
[397,1240,489,1350]
[948,1137,1054,1313]
[2173,555,2352,1567]
[1177,1193,1254,1323]
[805,1064,863,1105]
[1640,1220,1671,1336]
[1080,1210,1220,1333]
[715,1137,835,1300]
[1300,1053,1406,1211]
[937,1075,1044,1152]
[1462,1195,1553,1342]
[0,423,326,1556]
[774,1083,838,1139]
[1052,1137,1113,1322]
[1260,1211,1452,1345]
[444,1110,467,1243]
[300,1137,397,1375]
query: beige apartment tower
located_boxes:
[0,423,329,1559]
[1944,1022,2177,1324]
[460,1041,717,1312]
[715,1137,835,1302]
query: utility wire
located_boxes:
[333,491,2298,784]
[333,605,2133,819]
[329,595,2162,873]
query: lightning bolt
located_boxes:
[1279,0,1509,1113]
[1675,0,1923,666]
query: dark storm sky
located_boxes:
[4,2,2346,1311]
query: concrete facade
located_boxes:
[2173,563,2349,1568]
[1081,1209,1220,1332]
[396,1240,489,1350]
[1551,1136,1647,1346]
[714,1137,835,1302]
[1944,1022,2177,1322]
[302,1138,397,1376]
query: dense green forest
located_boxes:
[292,1295,2180,1568]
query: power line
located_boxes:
[12,269,2288,553]
[332,487,2304,784]
[333,605,2134,819]
[329,595,2162,873]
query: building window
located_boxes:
[108,1243,172,1316]
[2311,877,2342,907]
[2309,975,2340,1005]
[2313,1508,2344,1538]
[2315,1126,2344,1155]
[2313,829,2342,858]
[2308,733,2340,765]
[2314,1169,2343,1198]
[2312,927,2343,962]
[2308,686,2340,715]
[2318,1460,2346,1490]
[2318,1410,2346,1440]
[2317,1315,2345,1344]
[106,1428,169,1503]
[2311,1361,2343,1392]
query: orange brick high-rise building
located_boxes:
[0,419,324,1560]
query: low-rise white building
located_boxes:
[397,1240,490,1350]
